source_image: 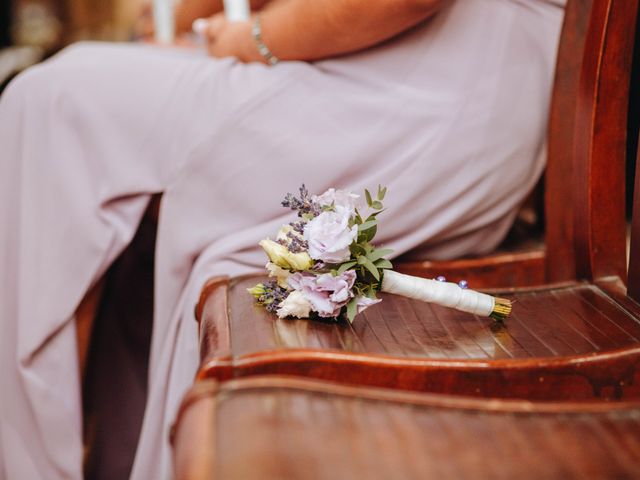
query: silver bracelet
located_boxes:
[252,15,279,66]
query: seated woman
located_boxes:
[0,0,564,478]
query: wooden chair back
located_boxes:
[547,0,635,284]
[629,120,640,303]
[398,0,639,289]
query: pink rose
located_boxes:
[288,271,357,317]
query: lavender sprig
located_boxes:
[281,184,321,218]
[278,231,308,253]
[250,280,289,313]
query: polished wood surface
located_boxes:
[196,274,640,400]
[572,0,633,282]
[395,250,545,289]
[629,142,640,303]
[207,277,640,360]
[543,0,591,283]
[173,377,640,480]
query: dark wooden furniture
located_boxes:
[172,377,640,479]
[193,0,640,401]
[196,276,640,401]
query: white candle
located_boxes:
[223,0,250,22]
[153,0,175,44]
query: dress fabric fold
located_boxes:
[0,1,565,478]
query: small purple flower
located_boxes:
[281,184,321,217]
[255,281,289,313]
[288,271,357,317]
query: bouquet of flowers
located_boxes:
[249,185,512,323]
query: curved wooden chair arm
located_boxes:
[172,377,640,480]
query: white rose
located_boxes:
[303,205,358,263]
[312,188,360,215]
[276,290,312,319]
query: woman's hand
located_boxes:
[199,0,445,64]
[199,14,264,63]
[133,0,225,41]
[133,0,155,40]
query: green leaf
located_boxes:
[346,298,358,323]
[351,244,366,256]
[337,261,357,275]
[377,185,387,201]
[369,248,394,262]
[361,257,380,280]
[371,200,383,210]
[354,208,363,224]
[365,189,373,207]
[374,259,393,269]
[358,220,377,232]
[364,225,377,242]
[366,209,386,221]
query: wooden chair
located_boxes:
[192,0,640,401]
[172,376,640,479]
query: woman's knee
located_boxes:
[1,60,61,109]
[0,44,93,109]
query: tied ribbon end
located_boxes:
[489,297,512,322]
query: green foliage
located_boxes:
[335,185,394,319]
[346,297,358,323]
[337,261,357,275]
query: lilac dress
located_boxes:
[0,0,565,478]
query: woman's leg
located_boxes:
[0,42,220,479]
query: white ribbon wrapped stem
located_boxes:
[381,270,495,317]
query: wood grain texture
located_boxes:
[195,274,640,401]
[572,0,637,282]
[395,250,545,289]
[629,128,640,302]
[544,0,592,283]
[173,377,640,480]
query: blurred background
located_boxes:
[1,0,144,88]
